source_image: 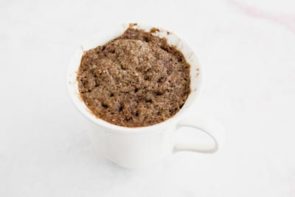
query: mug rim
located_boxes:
[67,23,201,134]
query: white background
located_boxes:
[1,0,295,196]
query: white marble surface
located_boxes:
[1,0,295,196]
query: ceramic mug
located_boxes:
[67,24,223,168]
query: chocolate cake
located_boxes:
[77,27,191,127]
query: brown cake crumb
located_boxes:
[77,27,190,127]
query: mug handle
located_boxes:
[174,117,224,153]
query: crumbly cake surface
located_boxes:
[77,27,190,127]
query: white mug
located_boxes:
[67,24,223,168]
